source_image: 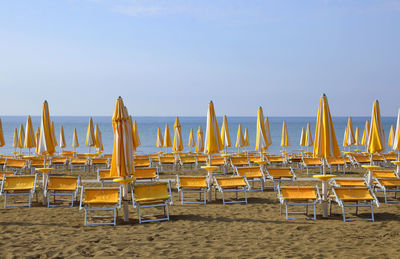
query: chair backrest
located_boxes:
[266,168,293,178]
[0,172,15,180]
[326,158,345,165]
[280,186,317,200]
[134,158,151,167]
[215,177,247,188]
[372,154,385,161]
[372,170,397,178]
[180,156,196,164]
[149,154,160,162]
[98,169,119,180]
[83,187,120,204]
[196,155,208,163]
[132,168,158,180]
[177,176,207,188]
[3,175,36,191]
[236,167,262,178]
[333,179,366,187]
[267,156,285,162]
[47,176,79,191]
[134,155,149,160]
[353,155,370,163]
[302,158,321,165]
[384,154,397,161]
[51,157,68,164]
[230,157,249,166]
[30,159,46,167]
[210,157,225,166]
[134,183,171,202]
[5,159,27,168]
[91,158,108,164]
[70,158,87,164]
[159,156,175,164]
[0,158,6,166]
[334,187,374,201]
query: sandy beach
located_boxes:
[1,166,400,258]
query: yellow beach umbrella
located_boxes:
[0,118,5,147]
[300,128,306,147]
[305,123,313,146]
[280,121,290,148]
[255,107,269,151]
[35,127,40,154]
[18,124,25,150]
[163,124,172,148]
[244,128,249,147]
[51,122,58,148]
[388,125,395,147]
[24,116,36,154]
[86,117,95,152]
[235,124,245,150]
[204,101,222,155]
[220,115,231,151]
[393,108,400,154]
[127,117,136,152]
[72,128,79,150]
[59,126,66,149]
[361,120,370,147]
[343,117,355,148]
[38,100,56,157]
[188,128,195,148]
[12,128,18,151]
[94,124,104,152]
[367,100,385,155]
[264,117,272,147]
[354,127,361,146]
[156,128,163,148]
[173,117,183,152]
[195,125,204,153]
[132,120,141,148]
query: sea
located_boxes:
[0,116,397,156]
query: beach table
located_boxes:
[201,165,219,202]
[35,167,55,205]
[313,174,336,218]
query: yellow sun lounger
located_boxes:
[132,167,159,183]
[158,156,177,171]
[230,157,250,168]
[132,181,173,224]
[70,158,89,172]
[29,158,50,173]
[213,176,250,204]
[178,155,198,170]
[176,175,209,204]
[330,178,367,188]
[79,186,122,226]
[277,185,321,220]
[44,176,80,207]
[235,166,266,191]
[374,178,400,203]
[265,167,296,191]
[97,169,120,187]
[326,157,347,174]
[90,158,109,171]
[1,172,15,181]
[330,187,379,222]
[50,157,69,170]
[301,158,322,174]
[0,174,37,208]
[3,159,28,174]
[134,158,151,168]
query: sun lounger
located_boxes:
[330,178,367,187]
[29,158,50,173]
[0,174,37,208]
[230,157,250,168]
[0,158,6,169]
[235,166,266,191]
[70,158,89,172]
[134,158,151,168]
[91,158,109,171]
[132,181,173,223]
[132,167,159,183]
[370,170,400,203]
[301,158,322,174]
[266,155,286,166]
[178,155,197,170]
[45,176,80,207]
[176,175,209,204]
[97,169,120,187]
[352,155,371,167]
[159,156,177,171]
[277,185,321,220]
[1,171,15,182]
[196,155,208,165]
[79,186,122,226]
[330,187,379,222]
[326,157,347,174]
[265,167,296,191]
[3,159,28,174]
[213,176,250,204]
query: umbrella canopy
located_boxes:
[235,124,245,148]
[163,124,172,148]
[18,124,25,149]
[172,117,183,152]
[280,121,290,147]
[393,108,400,152]
[367,100,385,154]
[264,117,273,147]
[244,128,249,147]
[300,128,306,146]
[72,128,79,148]
[313,94,340,159]
[94,124,104,152]
[86,117,95,148]
[127,117,137,151]
[195,125,204,152]
[188,128,195,148]
[388,125,395,147]
[343,117,355,147]
[354,127,361,146]
[220,115,231,148]
[0,118,5,147]
[35,127,40,154]
[59,126,66,149]
[305,123,313,147]
[156,128,163,148]
[361,120,370,146]
[24,116,36,149]
[12,128,18,149]
[110,97,134,178]
[204,101,222,155]
[255,107,269,151]
[132,120,141,148]
[38,101,56,155]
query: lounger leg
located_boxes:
[244,190,247,204]
[356,202,358,215]
[166,204,170,221]
[84,208,88,226]
[113,208,117,226]
[384,189,388,203]
[28,194,31,208]
[222,191,225,205]
[342,206,346,222]
[370,202,375,222]
[71,194,74,207]
[203,190,207,205]
[181,191,184,205]
[138,206,142,224]
[313,204,316,220]
[286,204,289,220]
[4,193,7,208]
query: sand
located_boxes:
[1,165,400,258]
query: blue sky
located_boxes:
[0,0,399,116]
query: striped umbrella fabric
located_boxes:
[300,128,306,147]
[388,125,395,147]
[59,126,66,149]
[367,100,385,154]
[220,115,231,149]
[361,120,370,147]
[264,117,273,147]
[280,121,290,147]
[343,117,355,147]
[35,127,40,154]
[38,101,56,155]
[188,128,195,148]
[236,124,245,149]
[172,117,183,152]
[204,101,222,155]
[354,127,361,146]
[156,128,163,148]
[86,117,95,148]
[132,120,141,148]
[72,128,79,148]
[305,123,313,147]
[24,116,36,149]
[255,107,269,151]
[0,118,5,147]
[163,124,172,148]
[393,108,400,152]
[18,124,25,149]
[94,124,104,152]
[195,125,204,152]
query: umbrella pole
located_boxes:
[208,154,213,202]
[321,160,329,218]
[123,181,129,222]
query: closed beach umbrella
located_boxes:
[393,108,400,154]
[188,128,195,148]
[367,100,385,155]
[86,117,95,152]
[244,128,249,147]
[127,117,137,152]
[220,115,231,152]
[204,101,222,155]
[361,120,370,147]
[354,127,361,146]
[0,119,5,147]
[300,128,306,147]
[343,117,355,148]
[132,120,141,148]
[281,121,290,149]
[255,107,269,152]
[51,122,58,148]
[235,124,245,150]
[388,125,395,147]
[35,127,40,154]
[18,124,25,150]
[305,123,313,147]
[156,128,163,148]
[195,126,204,152]
[59,126,66,149]
[24,116,36,154]
[38,100,56,157]
[163,124,172,148]
[94,124,104,152]
[12,128,18,151]
[72,128,79,150]
[264,117,272,147]
[172,117,183,152]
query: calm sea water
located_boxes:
[0,116,397,156]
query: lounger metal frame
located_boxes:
[176,175,209,205]
[374,178,400,204]
[213,176,250,205]
[265,167,296,192]
[235,166,266,192]
[45,176,80,207]
[1,174,37,208]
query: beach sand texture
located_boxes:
[1,167,400,258]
